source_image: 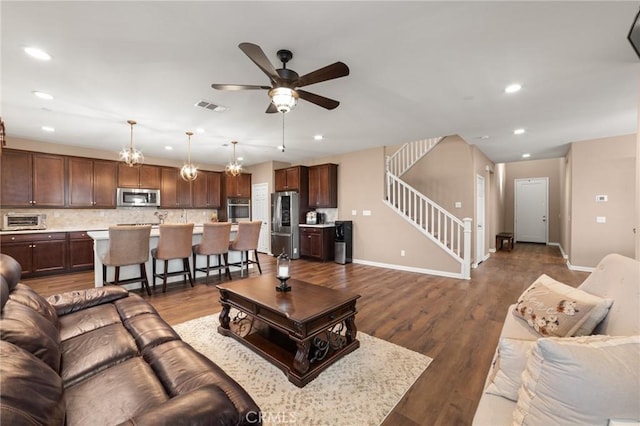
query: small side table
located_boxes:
[496,232,514,251]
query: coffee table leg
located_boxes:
[293,340,311,374]
[219,303,231,330]
[345,316,357,343]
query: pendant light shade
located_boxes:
[119,120,144,167]
[269,87,299,113]
[180,131,198,181]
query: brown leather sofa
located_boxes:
[0,254,261,425]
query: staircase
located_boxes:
[384,137,472,279]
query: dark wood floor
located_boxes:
[23,243,589,426]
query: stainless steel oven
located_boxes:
[227,198,251,223]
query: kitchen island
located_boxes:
[87,224,248,290]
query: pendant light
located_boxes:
[180,131,198,181]
[225,140,242,176]
[119,120,144,167]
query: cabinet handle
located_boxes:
[11,237,15,241]
[48,235,52,238]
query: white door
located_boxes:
[476,174,485,266]
[515,178,548,243]
[252,182,270,253]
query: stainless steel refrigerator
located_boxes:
[271,191,300,259]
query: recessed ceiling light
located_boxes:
[237,156,243,161]
[505,83,522,94]
[522,153,531,158]
[513,128,525,135]
[33,91,53,100]
[24,47,51,61]
[477,135,490,140]
[41,126,55,132]
[313,134,323,141]
[196,128,205,134]
[165,146,173,150]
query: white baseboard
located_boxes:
[472,252,491,268]
[489,248,496,253]
[352,258,464,279]
[547,242,569,260]
[566,261,595,272]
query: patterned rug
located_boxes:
[173,314,432,426]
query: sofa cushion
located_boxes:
[0,300,62,372]
[513,274,612,337]
[10,283,59,326]
[0,340,65,426]
[65,357,168,426]
[485,338,535,401]
[513,335,640,426]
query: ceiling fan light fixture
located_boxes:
[269,87,299,113]
[119,120,144,167]
[225,140,243,176]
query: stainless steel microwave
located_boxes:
[116,188,161,207]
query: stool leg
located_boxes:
[254,249,262,274]
[114,266,120,285]
[184,258,194,287]
[152,259,157,290]
[162,260,168,293]
[192,252,197,281]
[140,263,151,296]
[223,253,231,280]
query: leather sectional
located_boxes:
[0,253,261,425]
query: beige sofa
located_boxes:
[473,253,640,425]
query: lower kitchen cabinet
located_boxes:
[68,231,95,271]
[1,231,94,278]
[299,226,335,262]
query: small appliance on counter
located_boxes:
[2,213,47,231]
[305,211,325,225]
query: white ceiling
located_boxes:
[2,1,638,167]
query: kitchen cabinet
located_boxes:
[68,231,94,270]
[1,233,67,277]
[275,166,308,192]
[160,167,192,208]
[118,164,161,189]
[308,163,338,208]
[225,173,252,198]
[1,149,65,207]
[68,157,117,208]
[192,171,222,208]
[299,226,335,261]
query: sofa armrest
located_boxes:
[118,384,262,426]
[46,286,129,316]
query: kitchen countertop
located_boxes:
[0,223,219,236]
[298,223,336,228]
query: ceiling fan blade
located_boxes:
[296,62,350,88]
[297,90,340,110]
[211,84,271,91]
[239,42,280,84]
[265,103,278,114]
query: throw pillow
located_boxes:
[513,335,640,426]
[485,338,535,401]
[513,274,613,337]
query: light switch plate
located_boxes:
[455,201,462,208]
[362,210,372,216]
[351,210,357,216]
[596,216,606,223]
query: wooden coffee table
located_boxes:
[216,275,361,387]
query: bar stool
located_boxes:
[192,222,232,283]
[151,223,194,293]
[228,221,262,277]
[101,225,152,296]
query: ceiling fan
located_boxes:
[212,42,349,113]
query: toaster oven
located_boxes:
[2,213,47,231]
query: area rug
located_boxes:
[173,314,432,426]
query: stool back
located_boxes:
[230,221,262,251]
[197,222,232,255]
[155,223,194,259]
[104,225,151,266]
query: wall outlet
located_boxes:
[400,250,405,256]
[455,201,462,208]
[596,195,608,202]
[363,210,371,216]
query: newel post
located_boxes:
[462,217,472,280]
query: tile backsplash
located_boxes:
[1,208,220,230]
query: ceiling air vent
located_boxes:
[194,100,227,112]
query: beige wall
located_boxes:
[569,134,636,267]
[503,158,563,244]
[560,153,572,257]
